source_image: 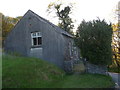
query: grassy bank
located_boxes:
[2,55,114,88]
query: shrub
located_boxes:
[75,19,113,65]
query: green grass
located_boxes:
[2,55,115,88]
[2,55,64,88]
[59,74,114,88]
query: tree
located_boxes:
[2,15,14,39]
[76,19,113,65]
[2,14,22,46]
[47,1,74,34]
[0,13,2,47]
[111,1,120,67]
[112,26,120,67]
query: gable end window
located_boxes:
[31,32,42,46]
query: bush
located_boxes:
[75,19,113,65]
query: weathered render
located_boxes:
[4,10,79,70]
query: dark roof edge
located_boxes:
[4,10,31,41]
[27,10,73,38]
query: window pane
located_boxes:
[33,38,37,45]
[37,32,40,36]
[38,37,42,45]
[33,33,36,36]
[37,32,41,36]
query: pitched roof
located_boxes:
[27,10,73,38]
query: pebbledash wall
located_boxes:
[4,10,74,70]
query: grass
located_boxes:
[2,55,64,88]
[59,74,114,88]
[2,55,115,88]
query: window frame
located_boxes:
[31,32,42,47]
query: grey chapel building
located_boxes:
[4,10,80,70]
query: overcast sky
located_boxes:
[0,0,119,31]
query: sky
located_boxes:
[0,0,119,31]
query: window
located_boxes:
[31,32,42,46]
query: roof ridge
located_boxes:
[27,9,73,38]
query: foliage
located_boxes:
[75,19,113,65]
[112,23,120,68]
[2,15,14,39]
[0,13,2,48]
[2,55,114,88]
[108,64,120,73]
[0,13,2,31]
[2,14,22,46]
[111,2,120,68]
[47,2,74,34]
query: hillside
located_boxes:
[2,55,114,88]
[2,55,65,88]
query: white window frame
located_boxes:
[31,32,42,46]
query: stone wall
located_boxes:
[64,46,81,73]
[84,61,108,75]
[64,58,108,75]
[64,59,84,73]
[64,60,73,73]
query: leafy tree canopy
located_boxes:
[2,14,22,46]
[75,19,113,65]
